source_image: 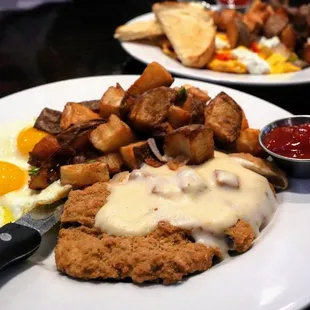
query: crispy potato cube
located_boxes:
[241,110,249,131]
[60,162,110,188]
[183,85,210,103]
[129,87,177,130]
[182,94,206,124]
[120,141,147,170]
[164,124,214,165]
[120,141,162,170]
[99,83,125,119]
[205,92,242,145]
[280,24,296,51]
[90,114,135,153]
[96,152,123,175]
[218,9,242,31]
[29,135,60,166]
[60,102,101,130]
[167,105,191,129]
[243,14,261,33]
[227,19,252,49]
[153,122,174,139]
[126,62,174,97]
[235,128,264,157]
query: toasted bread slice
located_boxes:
[114,19,164,41]
[153,2,216,68]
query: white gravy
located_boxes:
[95,152,277,256]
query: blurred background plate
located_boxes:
[121,12,310,86]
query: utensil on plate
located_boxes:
[259,115,310,178]
[0,203,63,270]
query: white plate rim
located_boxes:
[120,12,310,86]
[0,75,309,310]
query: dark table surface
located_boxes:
[0,0,309,115]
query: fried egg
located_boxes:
[0,120,71,226]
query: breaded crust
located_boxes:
[55,222,218,284]
[57,182,256,284]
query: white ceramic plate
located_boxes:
[121,13,310,86]
[0,76,309,310]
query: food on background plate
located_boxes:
[115,0,310,74]
[0,62,289,284]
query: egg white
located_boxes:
[0,120,71,226]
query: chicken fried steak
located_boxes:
[55,182,255,284]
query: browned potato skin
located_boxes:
[280,24,296,51]
[183,85,210,103]
[243,14,261,33]
[235,128,264,157]
[129,87,177,131]
[205,92,242,145]
[120,141,162,170]
[126,62,174,97]
[182,89,208,125]
[96,152,124,175]
[218,9,242,31]
[227,19,252,49]
[99,83,125,119]
[167,106,191,129]
[60,102,101,130]
[120,141,148,170]
[60,162,110,188]
[164,124,214,165]
[302,43,310,64]
[241,110,249,131]
[90,114,135,153]
[246,0,271,25]
[29,135,60,166]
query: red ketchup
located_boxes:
[263,123,310,159]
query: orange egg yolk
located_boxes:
[17,127,48,156]
[0,162,26,196]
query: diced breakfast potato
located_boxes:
[99,83,125,119]
[183,85,210,103]
[60,102,101,130]
[120,141,148,170]
[235,128,264,157]
[227,19,252,48]
[164,124,214,165]
[153,122,174,139]
[243,14,261,33]
[29,135,60,166]
[182,94,206,124]
[129,87,177,130]
[218,9,242,31]
[29,168,50,190]
[120,141,162,170]
[126,62,174,97]
[60,162,110,188]
[90,114,135,153]
[302,43,310,64]
[241,110,249,131]
[280,24,296,51]
[205,92,242,145]
[96,152,124,175]
[167,105,191,129]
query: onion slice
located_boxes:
[147,138,167,162]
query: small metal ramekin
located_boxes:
[259,115,310,179]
